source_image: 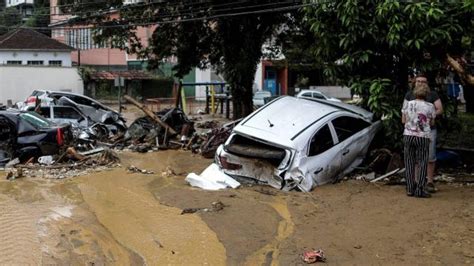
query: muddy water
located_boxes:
[244,197,295,266]
[77,151,226,265]
[0,151,227,264]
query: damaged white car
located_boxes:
[215,96,381,192]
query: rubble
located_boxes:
[127,165,155,175]
[181,201,227,215]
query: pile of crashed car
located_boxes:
[1,91,383,192]
[0,90,235,169]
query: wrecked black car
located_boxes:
[0,111,73,163]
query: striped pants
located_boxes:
[403,135,430,196]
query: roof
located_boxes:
[0,28,75,51]
[238,96,339,142]
[235,96,375,146]
[90,71,155,80]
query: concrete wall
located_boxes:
[309,86,352,99]
[0,51,72,67]
[0,66,83,104]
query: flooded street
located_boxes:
[0,150,473,265]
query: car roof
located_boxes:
[235,96,374,145]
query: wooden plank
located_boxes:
[123,95,177,135]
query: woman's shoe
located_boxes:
[416,191,432,198]
[426,182,436,193]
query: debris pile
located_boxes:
[4,148,121,180]
[1,93,240,181]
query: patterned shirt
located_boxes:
[402,100,436,138]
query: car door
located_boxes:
[298,123,340,186]
[330,115,375,172]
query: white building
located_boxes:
[0,28,83,104]
[6,0,34,7]
[0,28,74,67]
[5,0,34,19]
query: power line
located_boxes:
[0,1,310,30]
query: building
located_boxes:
[5,0,34,21]
[0,28,83,103]
[0,28,73,66]
[48,0,225,99]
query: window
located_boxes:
[331,116,371,143]
[53,107,83,120]
[20,112,53,128]
[6,61,22,65]
[312,92,325,99]
[27,60,44,65]
[301,92,312,97]
[308,124,334,156]
[49,60,62,66]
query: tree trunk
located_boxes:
[446,54,474,86]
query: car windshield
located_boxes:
[20,112,54,128]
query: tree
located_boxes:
[62,0,296,118]
[25,0,51,36]
[0,7,22,36]
[303,0,473,149]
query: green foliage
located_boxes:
[0,7,22,35]
[64,0,291,118]
[25,0,51,35]
[304,0,473,151]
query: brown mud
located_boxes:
[0,150,472,265]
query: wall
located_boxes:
[0,51,72,67]
[308,86,352,99]
[0,66,83,104]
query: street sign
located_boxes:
[114,77,125,87]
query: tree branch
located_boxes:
[446,54,474,86]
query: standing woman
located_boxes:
[402,83,436,198]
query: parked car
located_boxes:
[216,96,381,192]
[0,110,73,162]
[252,90,272,107]
[296,90,342,102]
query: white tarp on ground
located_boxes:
[186,163,240,190]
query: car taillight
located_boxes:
[218,154,242,170]
[56,128,64,146]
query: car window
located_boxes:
[301,92,312,97]
[53,107,82,119]
[332,116,371,143]
[20,112,54,128]
[308,124,334,156]
[313,92,325,99]
[70,96,95,106]
[38,107,51,118]
[31,90,45,97]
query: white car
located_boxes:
[296,90,342,102]
[216,96,381,192]
[252,90,272,107]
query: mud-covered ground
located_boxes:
[0,150,472,265]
